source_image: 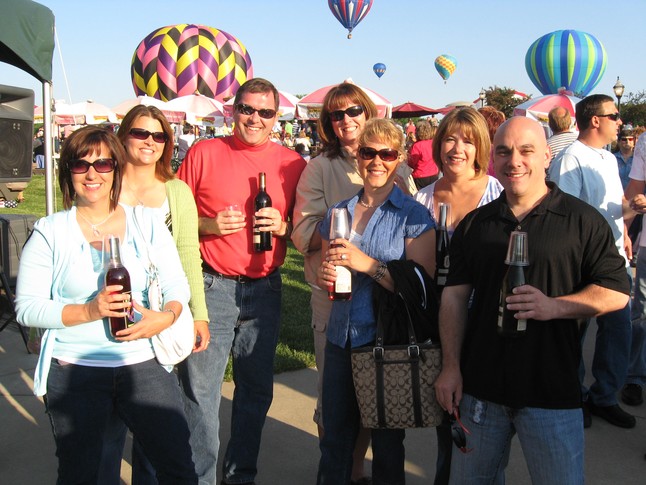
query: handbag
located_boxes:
[351,292,443,429]
[132,206,194,366]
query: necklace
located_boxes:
[124,179,145,206]
[77,209,115,237]
[359,197,384,209]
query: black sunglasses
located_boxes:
[129,127,169,143]
[329,105,364,122]
[620,137,634,141]
[357,146,399,162]
[68,158,116,174]
[235,103,277,119]
[449,409,472,454]
[596,113,621,121]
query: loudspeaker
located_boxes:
[0,84,35,183]
[0,213,37,287]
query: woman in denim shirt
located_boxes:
[317,119,436,484]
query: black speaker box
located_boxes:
[0,85,35,184]
[0,213,37,287]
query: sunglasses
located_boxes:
[620,137,634,141]
[357,146,399,162]
[235,103,277,119]
[596,113,621,121]
[449,409,472,454]
[129,127,169,143]
[68,158,116,174]
[329,105,364,122]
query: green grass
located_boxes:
[3,175,315,377]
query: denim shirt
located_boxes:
[319,185,435,348]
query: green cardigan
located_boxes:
[166,178,209,323]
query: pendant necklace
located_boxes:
[125,179,145,206]
[77,209,115,237]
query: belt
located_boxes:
[202,262,265,283]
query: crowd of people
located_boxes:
[13,76,646,485]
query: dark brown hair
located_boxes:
[234,77,279,111]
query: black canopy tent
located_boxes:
[0,0,55,213]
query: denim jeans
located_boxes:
[579,268,631,406]
[449,394,584,485]
[45,358,197,485]
[628,248,646,386]
[177,270,282,485]
[317,341,405,485]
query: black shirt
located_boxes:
[447,183,630,409]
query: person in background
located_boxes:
[414,107,502,485]
[478,106,506,177]
[295,130,312,159]
[177,123,197,163]
[549,94,634,429]
[176,77,306,485]
[615,127,635,189]
[292,81,379,485]
[316,118,436,484]
[15,126,197,484]
[547,106,578,162]
[407,120,439,190]
[435,116,630,484]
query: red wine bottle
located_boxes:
[254,172,273,252]
[328,208,352,301]
[435,203,450,293]
[105,235,133,337]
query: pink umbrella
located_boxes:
[34,101,85,125]
[223,90,300,121]
[513,93,579,125]
[296,79,392,119]
[112,96,186,124]
[165,93,225,126]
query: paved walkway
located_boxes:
[1,321,645,484]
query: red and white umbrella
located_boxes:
[165,93,225,127]
[513,93,579,125]
[35,101,85,125]
[69,100,117,125]
[296,79,392,120]
[223,90,300,121]
[112,96,186,124]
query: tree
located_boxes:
[483,86,531,118]
[619,91,646,128]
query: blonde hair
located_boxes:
[358,118,405,158]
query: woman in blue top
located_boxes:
[15,126,197,484]
[317,119,436,484]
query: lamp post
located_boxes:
[613,76,625,117]
[479,88,486,108]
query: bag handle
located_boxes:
[374,290,420,349]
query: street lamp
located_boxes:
[613,76,625,116]
[479,88,486,108]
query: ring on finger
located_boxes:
[341,254,347,260]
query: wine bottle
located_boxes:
[105,235,133,337]
[328,208,352,301]
[253,172,273,252]
[435,203,451,293]
[497,231,529,337]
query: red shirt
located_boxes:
[177,136,306,278]
[408,139,439,178]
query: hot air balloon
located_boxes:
[525,29,607,98]
[328,0,373,39]
[131,24,253,102]
[434,54,457,83]
[373,63,386,79]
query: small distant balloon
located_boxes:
[434,54,457,83]
[373,63,386,79]
[525,29,607,98]
[328,0,373,39]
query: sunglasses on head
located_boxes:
[449,409,472,454]
[596,113,620,121]
[68,158,116,174]
[129,127,168,143]
[329,105,364,122]
[357,146,399,162]
[235,103,277,119]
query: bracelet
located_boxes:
[372,261,387,281]
[164,308,177,324]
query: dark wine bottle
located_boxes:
[497,231,529,337]
[253,172,273,252]
[105,235,133,337]
[328,208,352,301]
[435,203,450,293]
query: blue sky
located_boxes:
[2,0,644,110]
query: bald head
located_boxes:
[494,116,547,149]
[548,107,572,133]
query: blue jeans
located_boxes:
[579,269,631,406]
[178,270,282,485]
[449,394,584,485]
[45,358,197,485]
[317,341,405,485]
[628,248,646,386]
